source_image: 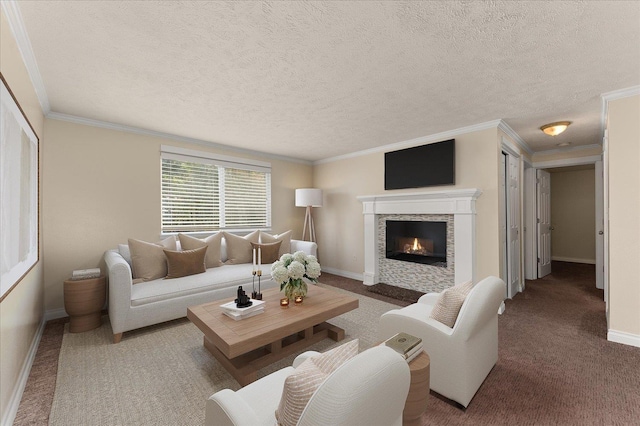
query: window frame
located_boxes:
[160,145,272,235]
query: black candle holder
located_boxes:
[251,270,263,300]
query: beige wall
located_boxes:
[607,94,640,337]
[313,127,501,282]
[0,10,46,420]
[42,119,312,312]
[549,168,596,263]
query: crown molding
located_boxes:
[601,85,640,102]
[46,112,312,165]
[497,120,533,155]
[600,85,640,139]
[1,0,50,113]
[313,119,504,165]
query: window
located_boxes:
[161,146,271,233]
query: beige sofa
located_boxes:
[104,236,317,343]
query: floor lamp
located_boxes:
[295,188,323,242]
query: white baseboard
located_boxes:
[321,267,363,282]
[45,308,68,321]
[1,318,46,426]
[498,301,506,315]
[551,256,596,265]
[607,329,640,348]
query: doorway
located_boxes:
[547,165,597,266]
[524,156,604,295]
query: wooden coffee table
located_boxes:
[187,284,359,386]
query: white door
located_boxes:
[595,160,604,290]
[508,156,521,297]
[602,131,610,317]
[501,151,521,298]
[537,169,552,278]
[524,167,538,280]
[500,154,508,292]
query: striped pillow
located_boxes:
[275,339,359,426]
[429,280,475,328]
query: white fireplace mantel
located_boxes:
[357,188,482,286]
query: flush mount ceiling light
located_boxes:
[540,121,572,136]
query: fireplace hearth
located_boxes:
[385,220,447,266]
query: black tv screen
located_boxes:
[384,139,455,190]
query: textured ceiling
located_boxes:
[15,1,640,161]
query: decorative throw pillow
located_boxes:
[260,230,292,257]
[429,280,475,328]
[128,236,177,282]
[275,339,359,426]
[222,230,260,264]
[178,233,224,268]
[250,241,282,265]
[163,246,207,279]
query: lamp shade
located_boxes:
[295,188,323,207]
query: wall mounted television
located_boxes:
[384,139,455,190]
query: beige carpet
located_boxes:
[49,285,398,425]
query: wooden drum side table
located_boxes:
[63,276,106,333]
[404,350,430,426]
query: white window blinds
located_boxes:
[161,146,271,233]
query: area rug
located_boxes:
[48,285,398,425]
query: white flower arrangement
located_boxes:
[271,251,321,299]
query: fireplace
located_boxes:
[358,188,481,291]
[385,220,447,266]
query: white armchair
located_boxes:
[378,276,505,408]
[205,345,411,426]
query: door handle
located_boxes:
[550,226,555,231]
[599,230,604,235]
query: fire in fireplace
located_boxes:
[385,220,447,266]
[401,237,434,256]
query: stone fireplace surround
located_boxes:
[377,213,454,293]
[357,189,482,293]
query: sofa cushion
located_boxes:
[130,263,273,306]
[222,231,259,264]
[178,233,224,268]
[128,236,177,282]
[164,246,207,279]
[119,238,183,269]
[260,230,292,257]
[275,339,359,426]
[251,241,282,265]
[429,280,475,328]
